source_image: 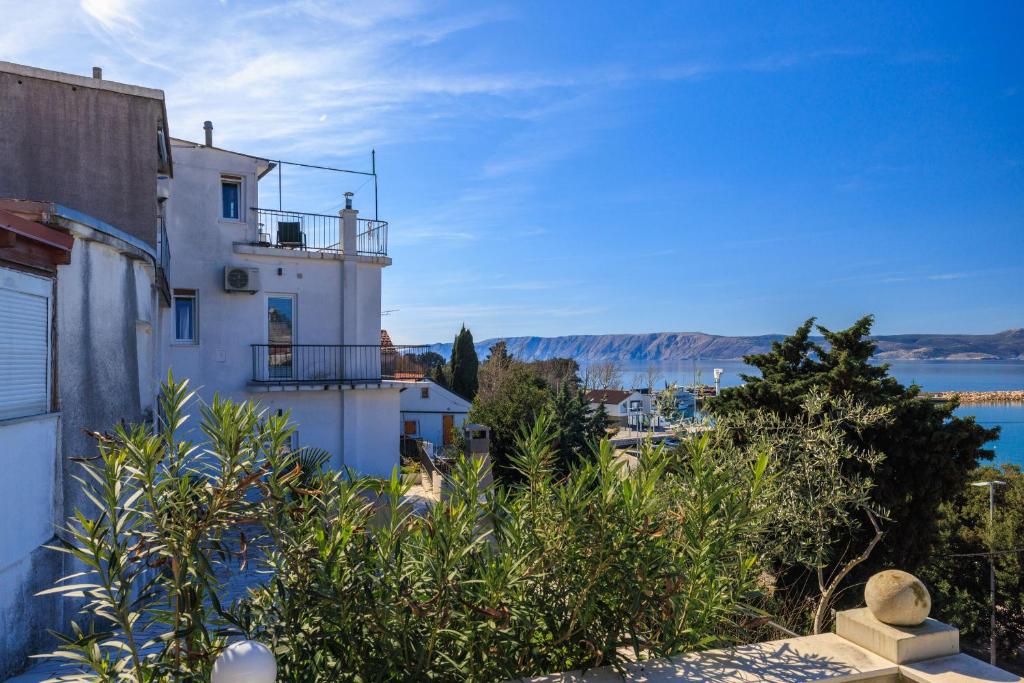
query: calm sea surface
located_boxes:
[608,360,1024,467]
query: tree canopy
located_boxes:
[921,464,1024,664]
[470,343,605,480]
[449,325,480,400]
[709,315,999,572]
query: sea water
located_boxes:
[608,359,1024,467]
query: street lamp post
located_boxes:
[971,479,1006,666]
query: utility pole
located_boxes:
[971,479,1006,666]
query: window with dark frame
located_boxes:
[173,289,197,343]
[421,387,430,399]
[221,176,242,220]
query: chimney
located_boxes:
[92,66,102,79]
[203,121,213,147]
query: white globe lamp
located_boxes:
[211,640,277,683]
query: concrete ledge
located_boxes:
[233,242,391,266]
[0,60,165,100]
[247,381,403,392]
[836,609,958,665]
[520,633,900,682]
[900,653,1023,682]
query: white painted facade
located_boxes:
[398,379,471,449]
[0,267,61,664]
[162,140,400,477]
[0,207,163,676]
[587,389,646,427]
[0,413,59,570]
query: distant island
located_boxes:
[428,329,1024,362]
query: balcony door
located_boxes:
[267,294,296,379]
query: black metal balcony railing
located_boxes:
[251,344,430,384]
[253,208,388,257]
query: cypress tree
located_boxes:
[449,325,479,400]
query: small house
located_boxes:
[398,379,471,450]
[585,388,647,428]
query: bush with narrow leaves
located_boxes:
[40,375,768,682]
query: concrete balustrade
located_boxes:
[518,571,1023,683]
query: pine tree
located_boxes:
[588,400,609,440]
[546,383,596,472]
[710,314,998,571]
[449,325,479,400]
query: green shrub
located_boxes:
[41,376,768,682]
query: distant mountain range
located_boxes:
[427,329,1024,362]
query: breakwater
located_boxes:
[924,390,1024,404]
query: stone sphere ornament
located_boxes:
[211,640,277,683]
[865,570,931,626]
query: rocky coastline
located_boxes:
[924,390,1024,404]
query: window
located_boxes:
[0,268,51,420]
[629,400,642,411]
[403,420,419,436]
[173,290,197,343]
[221,176,242,220]
[619,403,626,414]
[420,387,430,399]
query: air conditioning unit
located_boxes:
[224,266,260,293]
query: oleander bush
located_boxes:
[40,375,768,682]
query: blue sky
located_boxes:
[3,1,1022,342]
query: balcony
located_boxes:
[250,344,430,386]
[252,208,388,257]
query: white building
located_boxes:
[398,379,471,451]
[162,130,407,477]
[585,388,647,429]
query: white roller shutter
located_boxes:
[0,268,51,420]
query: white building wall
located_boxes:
[0,414,59,568]
[398,380,471,449]
[343,387,401,477]
[0,269,62,675]
[0,213,160,677]
[164,143,396,476]
[55,222,160,520]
